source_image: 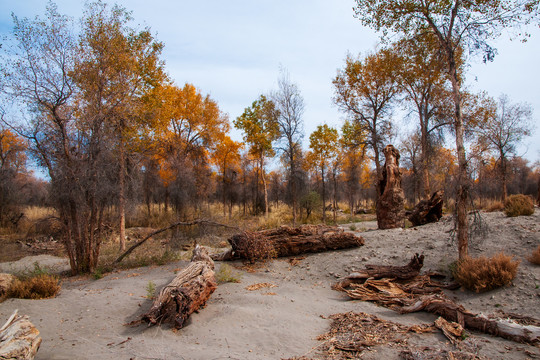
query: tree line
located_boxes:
[0,1,538,274]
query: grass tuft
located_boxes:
[454,252,519,292]
[215,264,242,283]
[7,273,60,299]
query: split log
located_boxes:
[376,144,405,229]
[408,190,444,226]
[336,253,424,288]
[140,245,217,329]
[212,225,364,262]
[0,310,42,360]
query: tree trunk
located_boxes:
[321,165,326,223]
[408,190,444,226]
[420,109,431,199]
[140,245,217,329]
[118,141,126,252]
[448,58,469,261]
[376,145,405,229]
[261,158,269,218]
[213,224,364,261]
[500,154,507,202]
[0,310,42,360]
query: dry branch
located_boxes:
[114,220,239,264]
[0,310,42,360]
[139,245,217,329]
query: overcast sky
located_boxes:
[1,0,539,164]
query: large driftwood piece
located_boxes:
[0,310,42,360]
[140,245,217,329]
[408,190,444,226]
[377,145,405,229]
[336,255,540,346]
[212,225,365,262]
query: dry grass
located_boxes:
[7,274,61,299]
[484,200,504,212]
[504,194,534,217]
[528,245,540,265]
[454,253,519,292]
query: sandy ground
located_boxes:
[1,210,539,359]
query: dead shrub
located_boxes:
[528,245,540,265]
[484,200,504,212]
[504,194,534,217]
[7,274,61,299]
[228,232,277,263]
[454,253,519,292]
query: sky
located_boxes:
[1,0,539,164]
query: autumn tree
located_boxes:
[340,120,367,218]
[1,3,110,273]
[271,69,305,225]
[473,94,533,201]
[353,0,539,260]
[307,124,339,223]
[234,95,280,217]
[211,135,242,218]
[395,35,452,198]
[0,127,27,226]
[333,48,399,189]
[74,2,166,250]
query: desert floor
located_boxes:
[1,210,539,359]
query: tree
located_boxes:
[234,95,280,217]
[74,1,166,250]
[353,0,539,260]
[271,69,305,225]
[307,124,339,223]
[333,48,399,189]
[0,127,27,226]
[340,120,367,218]
[2,3,110,273]
[211,135,242,218]
[474,94,533,201]
[395,35,452,198]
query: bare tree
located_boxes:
[474,94,533,201]
[271,68,305,225]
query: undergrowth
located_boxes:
[6,263,60,299]
[454,253,519,292]
[215,264,242,283]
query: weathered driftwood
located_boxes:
[336,253,424,289]
[401,295,540,345]
[140,245,217,329]
[212,225,365,262]
[408,190,444,226]
[0,310,42,360]
[336,255,540,346]
[377,144,405,229]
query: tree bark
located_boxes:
[376,144,405,229]
[408,190,444,226]
[140,245,217,329]
[0,310,42,360]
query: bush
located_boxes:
[504,194,534,217]
[454,253,519,292]
[7,274,60,299]
[528,245,540,265]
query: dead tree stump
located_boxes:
[377,145,405,229]
[408,190,444,226]
[0,310,42,360]
[140,245,217,329]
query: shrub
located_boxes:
[454,253,519,292]
[215,264,242,283]
[528,245,540,265]
[146,281,156,299]
[504,194,534,217]
[7,274,60,299]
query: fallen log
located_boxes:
[0,310,42,360]
[139,245,217,329]
[212,225,365,262]
[335,255,540,346]
[408,190,444,226]
[336,253,424,288]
